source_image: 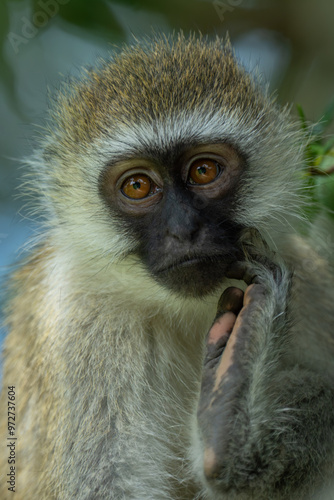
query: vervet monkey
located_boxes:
[1,33,334,500]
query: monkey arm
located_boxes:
[196,262,334,499]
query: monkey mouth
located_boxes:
[154,254,227,274]
[151,253,236,297]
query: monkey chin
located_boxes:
[152,256,234,298]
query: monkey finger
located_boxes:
[243,282,267,306]
[226,256,284,286]
[199,310,238,410]
[225,261,260,285]
[206,287,244,351]
[207,312,237,346]
[200,288,243,404]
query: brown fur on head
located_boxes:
[50,34,264,147]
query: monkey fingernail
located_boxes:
[217,286,244,316]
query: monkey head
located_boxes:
[36,35,304,298]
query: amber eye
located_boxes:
[120,173,163,200]
[121,174,152,199]
[188,159,221,185]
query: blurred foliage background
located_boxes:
[0,0,334,342]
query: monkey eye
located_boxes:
[121,174,161,200]
[187,159,221,185]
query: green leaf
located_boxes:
[313,99,334,137]
[296,104,307,132]
[316,175,334,220]
[54,0,123,38]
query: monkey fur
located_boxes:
[1,34,334,499]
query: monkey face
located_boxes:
[100,143,245,297]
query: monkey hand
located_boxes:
[196,259,334,498]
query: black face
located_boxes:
[99,143,245,297]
